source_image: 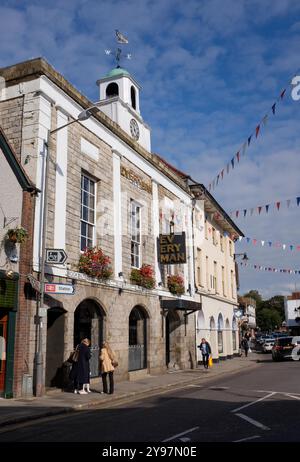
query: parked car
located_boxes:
[272,336,300,361]
[262,338,275,353]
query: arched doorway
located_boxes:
[218,313,224,355]
[209,316,217,359]
[74,299,105,377]
[225,318,231,357]
[128,306,148,371]
[46,307,67,388]
[166,310,181,367]
[232,316,238,352]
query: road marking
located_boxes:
[187,384,203,388]
[254,390,300,396]
[162,426,199,442]
[231,392,275,413]
[233,435,261,442]
[235,413,270,431]
[285,393,300,400]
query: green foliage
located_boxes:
[243,290,285,331]
[7,226,28,244]
[130,265,156,289]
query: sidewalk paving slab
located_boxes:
[0,354,261,428]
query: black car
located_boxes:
[272,336,300,361]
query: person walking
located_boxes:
[99,341,117,394]
[241,337,249,357]
[75,338,91,394]
[198,338,212,370]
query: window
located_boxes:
[131,201,141,268]
[214,261,218,293]
[220,234,224,252]
[80,174,96,251]
[212,227,217,246]
[218,314,223,353]
[131,86,136,110]
[106,82,119,98]
[232,331,237,351]
[197,248,202,287]
[231,270,235,298]
[222,266,226,296]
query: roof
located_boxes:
[105,67,130,78]
[0,127,38,193]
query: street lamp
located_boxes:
[34,104,100,396]
[234,253,249,261]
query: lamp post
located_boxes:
[34,104,100,397]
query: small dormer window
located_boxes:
[131,86,136,109]
[106,82,119,98]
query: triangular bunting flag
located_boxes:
[246,237,250,244]
[280,89,286,99]
[253,239,257,245]
[221,169,224,179]
[216,174,220,185]
[250,208,254,216]
[258,206,262,215]
[242,142,247,156]
[297,197,300,206]
[290,245,294,251]
[236,151,240,162]
[276,201,281,210]
[227,163,230,174]
[243,209,247,217]
[231,158,235,169]
[262,115,268,126]
[283,244,286,250]
[272,103,276,114]
[268,241,272,247]
[239,236,243,242]
[248,135,252,146]
[265,204,270,213]
[255,125,260,138]
[261,240,265,246]
[297,245,300,251]
[286,199,291,208]
[235,210,239,218]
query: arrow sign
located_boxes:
[46,249,68,265]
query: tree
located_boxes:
[256,308,282,332]
[243,290,263,309]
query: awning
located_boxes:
[160,298,202,316]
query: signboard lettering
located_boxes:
[158,232,186,265]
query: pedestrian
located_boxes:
[99,341,117,394]
[74,338,91,394]
[241,337,249,357]
[197,338,212,370]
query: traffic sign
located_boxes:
[45,283,74,295]
[46,249,68,265]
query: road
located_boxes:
[0,355,299,443]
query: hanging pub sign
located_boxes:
[158,232,187,264]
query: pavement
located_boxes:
[0,353,261,428]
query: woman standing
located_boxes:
[197,338,212,369]
[76,338,91,394]
[100,341,117,394]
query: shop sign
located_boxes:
[158,232,186,264]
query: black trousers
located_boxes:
[202,354,209,369]
[102,371,114,394]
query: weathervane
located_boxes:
[105,30,132,68]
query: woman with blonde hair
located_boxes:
[99,341,117,394]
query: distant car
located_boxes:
[272,336,300,361]
[262,338,275,353]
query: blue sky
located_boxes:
[1,0,300,298]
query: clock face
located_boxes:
[130,118,140,141]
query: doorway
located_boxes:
[0,311,8,394]
[74,299,105,377]
[46,307,66,388]
[165,310,181,367]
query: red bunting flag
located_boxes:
[253,239,257,245]
[276,201,281,211]
[255,125,260,138]
[258,206,262,215]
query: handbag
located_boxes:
[68,346,79,363]
[208,356,213,368]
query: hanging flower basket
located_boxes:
[78,247,113,280]
[130,264,156,289]
[167,274,185,295]
[6,226,28,244]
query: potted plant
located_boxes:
[6,226,28,244]
[167,274,185,295]
[78,247,113,280]
[130,264,156,289]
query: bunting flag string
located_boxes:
[239,261,300,276]
[229,195,300,219]
[207,68,300,192]
[237,235,300,252]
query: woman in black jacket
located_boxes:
[74,338,91,394]
[198,338,212,369]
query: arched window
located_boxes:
[129,306,148,371]
[106,82,119,98]
[131,86,136,109]
[218,313,224,354]
[232,316,237,351]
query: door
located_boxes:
[0,312,8,393]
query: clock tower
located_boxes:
[96,67,151,151]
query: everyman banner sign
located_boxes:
[158,233,187,264]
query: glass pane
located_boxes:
[82,206,88,222]
[89,194,95,209]
[83,176,89,192]
[81,236,86,251]
[89,209,95,224]
[87,224,93,239]
[81,221,87,236]
[87,238,93,249]
[90,181,95,195]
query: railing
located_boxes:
[128,344,146,371]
